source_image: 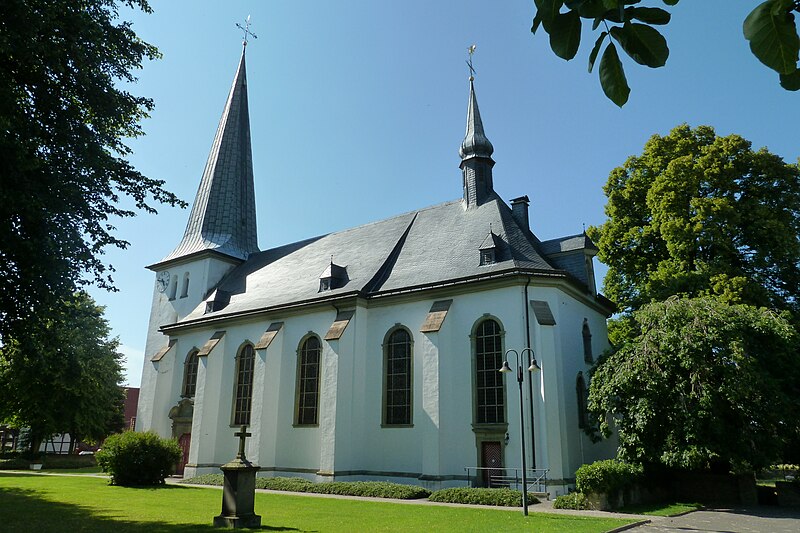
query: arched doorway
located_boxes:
[168,398,194,476]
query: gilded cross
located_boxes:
[466,44,477,81]
[236,15,258,46]
[234,425,252,460]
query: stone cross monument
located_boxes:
[213,425,261,528]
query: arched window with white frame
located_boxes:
[232,343,255,426]
[383,327,413,426]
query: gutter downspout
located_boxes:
[524,275,536,469]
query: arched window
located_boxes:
[384,328,412,426]
[181,349,199,398]
[232,344,255,426]
[582,318,593,363]
[296,336,321,426]
[168,276,178,300]
[180,272,190,298]
[576,372,588,429]
[475,319,504,424]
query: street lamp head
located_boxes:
[528,359,541,372]
[498,361,512,373]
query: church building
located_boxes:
[136,44,616,496]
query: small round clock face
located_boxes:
[156,271,170,293]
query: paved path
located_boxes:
[626,507,800,533]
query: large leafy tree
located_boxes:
[588,296,799,472]
[0,0,185,346]
[0,292,126,454]
[532,1,800,106]
[588,124,800,326]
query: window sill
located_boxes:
[292,424,319,428]
[471,422,508,435]
[380,423,414,428]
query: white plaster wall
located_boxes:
[140,276,615,490]
[137,256,237,436]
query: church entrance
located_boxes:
[481,441,502,487]
[176,433,191,475]
[168,398,194,476]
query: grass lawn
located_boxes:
[618,501,702,516]
[0,473,635,532]
[42,466,104,475]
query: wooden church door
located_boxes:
[176,433,191,475]
[481,441,502,487]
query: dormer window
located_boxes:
[479,229,502,266]
[319,260,348,292]
[204,290,230,314]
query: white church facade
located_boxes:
[136,46,616,496]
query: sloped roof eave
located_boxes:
[159,266,608,334]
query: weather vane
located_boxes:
[466,44,477,81]
[236,15,258,46]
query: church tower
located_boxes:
[137,45,258,434]
[459,77,496,208]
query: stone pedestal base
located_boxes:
[213,514,261,529]
[213,458,261,529]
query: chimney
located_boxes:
[510,195,530,230]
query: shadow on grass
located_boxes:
[0,485,308,532]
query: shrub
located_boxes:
[553,492,590,510]
[428,487,539,507]
[575,459,643,495]
[96,431,181,486]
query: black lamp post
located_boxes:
[499,347,540,516]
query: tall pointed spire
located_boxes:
[162,47,259,263]
[459,78,496,208]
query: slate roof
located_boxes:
[163,59,608,328]
[160,48,259,264]
[539,233,598,255]
[177,194,570,324]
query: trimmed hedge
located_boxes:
[0,457,30,470]
[428,487,539,507]
[575,459,643,495]
[553,492,590,510]
[181,473,224,486]
[96,431,181,486]
[181,475,431,499]
[42,454,97,469]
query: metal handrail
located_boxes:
[464,466,549,493]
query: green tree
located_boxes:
[588,296,800,472]
[0,0,185,347]
[532,1,800,106]
[588,124,800,326]
[0,292,126,454]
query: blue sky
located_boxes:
[92,1,800,386]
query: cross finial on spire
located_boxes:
[466,44,477,81]
[236,15,258,47]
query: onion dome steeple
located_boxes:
[459,47,496,208]
[459,79,495,161]
[160,46,259,264]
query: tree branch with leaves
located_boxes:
[532,0,800,106]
